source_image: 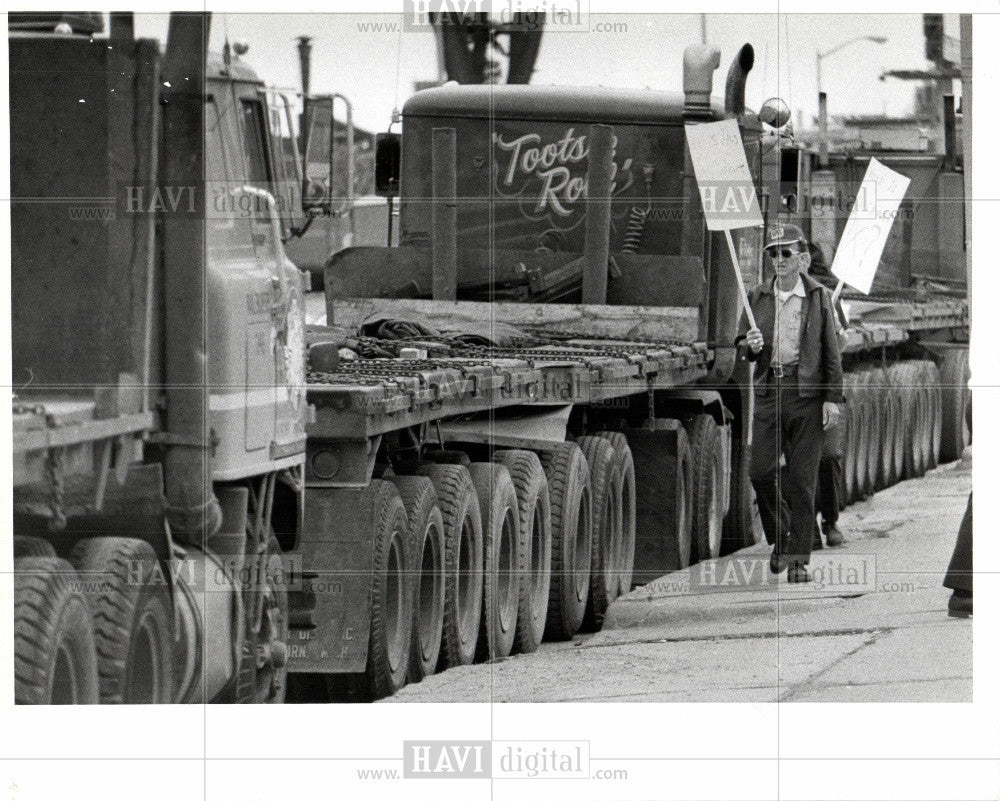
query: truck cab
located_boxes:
[203,55,308,480]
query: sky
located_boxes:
[131,11,962,134]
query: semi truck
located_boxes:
[11,15,968,704]
[295,43,968,697]
[11,12,331,704]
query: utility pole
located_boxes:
[297,36,312,97]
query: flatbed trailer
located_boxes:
[306,331,711,436]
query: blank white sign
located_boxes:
[685,119,764,231]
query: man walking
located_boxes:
[740,224,845,582]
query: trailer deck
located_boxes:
[306,334,713,439]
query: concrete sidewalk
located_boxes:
[388,451,972,703]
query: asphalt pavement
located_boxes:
[388,449,972,703]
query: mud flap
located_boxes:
[286,485,379,674]
[628,421,693,585]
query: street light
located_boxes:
[816,35,888,95]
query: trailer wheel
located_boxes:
[867,369,893,491]
[416,464,483,669]
[493,450,551,654]
[842,373,858,504]
[938,348,970,462]
[839,398,854,504]
[878,378,898,489]
[686,415,724,563]
[15,556,100,704]
[362,480,413,698]
[890,380,906,485]
[917,362,932,474]
[902,364,925,479]
[577,436,617,629]
[857,371,876,496]
[68,537,174,704]
[853,376,874,499]
[589,432,637,594]
[862,373,883,495]
[927,362,943,468]
[916,377,931,476]
[390,476,445,682]
[917,362,936,472]
[468,463,520,661]
[14,536,57,559]
[539,443,592,640]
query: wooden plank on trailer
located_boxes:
[327,298,700,343]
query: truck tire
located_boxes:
[577,436,617,629]
[938,348,970,462]
[862,373,882,495]
[842,373,859,504]
[493,450,551,654]
[590,432,637,594]
[902,364,926,479]
[686,415,724,563]
[915,361,932,476]
[869,369,894,491]
[851,378,872,500]
[68,537,174,704]
[862,376,880,497]
[539,443,592,641]
[390,476,445,682]
[892,386,906,484]
[416,464,483,669]
[917,362,936,472]
[14,535,56,558]
[362,480,413,698]
[15,556,100,704]
[468,463,520,661]
[840,398,854,505]
[928,362,943,468]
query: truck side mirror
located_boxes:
[301,95,334,213]
[375,132,401,198]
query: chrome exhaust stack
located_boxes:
[683,45,721,118]
[724,43,755,117]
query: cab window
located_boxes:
[240,99,272,185]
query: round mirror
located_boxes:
[759,97,791,129]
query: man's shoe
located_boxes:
[788,565,811,583]
[812,533,824,550]
[823,523,845,547]
[769,549,789,575]
[948,590,972,618]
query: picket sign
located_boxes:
[685,119,764,330]
[830,157,912,297]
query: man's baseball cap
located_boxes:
[764,223,806,251]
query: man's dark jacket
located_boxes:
[737,272,845,404]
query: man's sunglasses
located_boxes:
[766,247,803,260]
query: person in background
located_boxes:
[806,241,848,548]
[944,494,972,617]
[738,224,845,582]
